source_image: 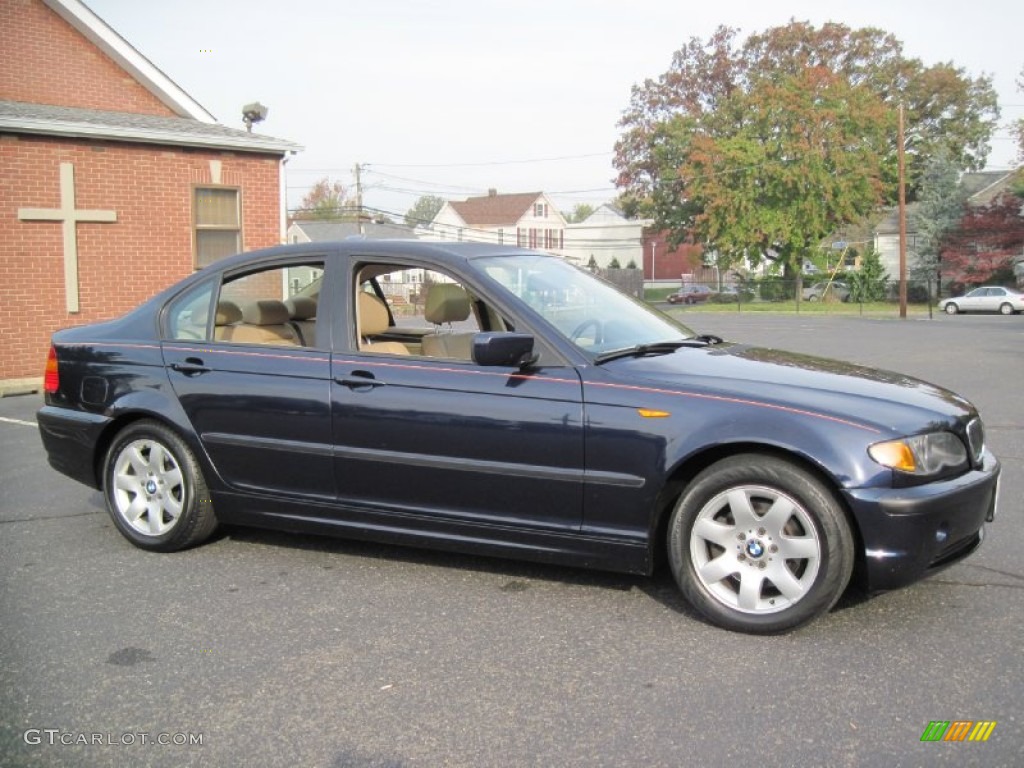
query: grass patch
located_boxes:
[654,299,934,316]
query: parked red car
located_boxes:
[667,284,714,304]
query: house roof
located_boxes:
[962,169,1021,205]
[0,100,301,155]
[960,171,1012,200]
[874,169,1022,236]
[43,0,216,122]
[449,192,542,227]
[290,220,417,241]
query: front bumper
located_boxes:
[842,451,1000,591]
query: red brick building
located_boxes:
[642,230,705,282]
[0,0,300,389]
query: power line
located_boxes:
[368,152,612,169]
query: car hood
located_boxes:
[597,341,975,436]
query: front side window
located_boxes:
[354,264,513,360]
[194,187,241,269]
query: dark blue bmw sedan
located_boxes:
[37,241,1000,633]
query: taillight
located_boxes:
[44,345,59,393]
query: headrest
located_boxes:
[240,299,290,326]
[425,283,471,325]
[191,299,242,327]
[216,300,243,325]
[285,296,317,320]
[358,292,389,335]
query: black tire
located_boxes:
[808,295,819,302]
[999,303,1013,316]
[102,420,217,552]
[667,454,854,634]
[944,303,958,315]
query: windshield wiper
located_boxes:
[594,335,723,365]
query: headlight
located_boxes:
[869,431,969,481]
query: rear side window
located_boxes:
[214,262,324,348]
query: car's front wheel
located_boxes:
[103,420,217,552]
[668,454,854,634]
[944,303,959,315]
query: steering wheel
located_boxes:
[569,318,604,345]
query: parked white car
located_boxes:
[939,286,1024,315]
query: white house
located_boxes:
[874,170,1019,278]
[426,190,566,254]
[563,203,651,269]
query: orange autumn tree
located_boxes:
[614,21,1000,289]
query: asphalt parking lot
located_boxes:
[2,312,1022,767]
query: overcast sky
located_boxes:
[87,0,1023,219]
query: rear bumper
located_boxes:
[843,451,1000,591]
[37,405,112,489]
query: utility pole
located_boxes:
[353,163,364,236]
[898,104,908,319]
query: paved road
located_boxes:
[1,312,1022,767]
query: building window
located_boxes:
[457,227,464,242]
[194,187,240,269]
[534,203,547,218]
[498,228,504,245]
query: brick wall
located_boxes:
[642,231,705,282]
[0,133,282,380]
[0,0,177,116]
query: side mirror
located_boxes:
[472,332,537,368]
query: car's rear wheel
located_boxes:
[103,420,217,552]
[999,302,1014,315]
[667,454,854,634]
[945,303,959,315]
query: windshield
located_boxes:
[476,253,694,355]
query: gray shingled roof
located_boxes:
[0,100,301,155]
[291,220,417,241]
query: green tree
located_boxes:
[404,195,446,228]
[615,22,1000,247]
[295,178,350,220]
[644,63,892,293]
[563,203,595,223]
[608,257,622,269]
[911,149,967,283]
[848,247,889,302]
[1014,66,1024,162]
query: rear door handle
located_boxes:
[335,371,386,390]
[170,358,210,376]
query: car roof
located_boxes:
[204,239,545,275]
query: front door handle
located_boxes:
[335,371,386,390]
[170,358,210,376]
